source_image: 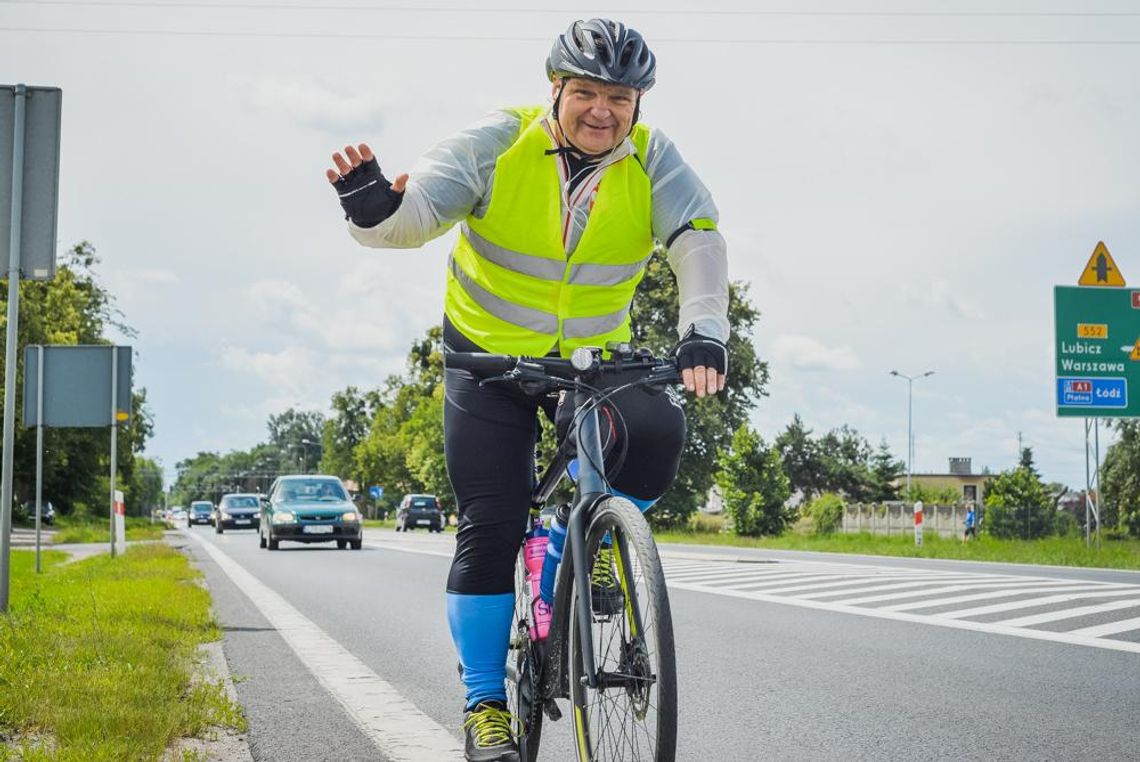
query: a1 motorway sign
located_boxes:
[1055,286,1140,417]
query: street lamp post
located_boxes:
[890,370,935,499]
[299,438,317,474]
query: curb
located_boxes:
[165,535,255,762]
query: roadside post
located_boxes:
[113,490,126,550]
[914,501,924,547]
[34,345,43,572]
[0,84,62,612]
[1053,242,1139,548]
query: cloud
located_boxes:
[233,75,389,135]
[771,334,861,372]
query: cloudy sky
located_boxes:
[3,1,1138,489]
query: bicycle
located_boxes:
[445,344,681,762]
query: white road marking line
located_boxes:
[782,578,971,599]
[682,572,839,587]
[365,541,453,559]
[993,598,1140,628]
[934,589,1140,620]
[663,566,801,582]
[666,580,1140,654]
[881,584,1137,612]
[186,532,464,762]
[1069,616,1140,638]
[832,579,1092,607]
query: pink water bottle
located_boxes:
[524,525,552,641]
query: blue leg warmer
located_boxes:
[447,592,514,709]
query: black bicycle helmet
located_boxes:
[546,18,656,92]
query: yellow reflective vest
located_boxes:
[445,106,654,357]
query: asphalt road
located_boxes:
[180,527,1140,761]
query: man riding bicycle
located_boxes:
[327,19,729,762]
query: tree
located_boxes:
[128,457,165,517]
[628,248,769,527]
[984,465,1053,540]
[320,385,380,483]
[1102,420,1140,537]
[715,425,792,536]
[267,408,325,473]
[818,425,875,501]
[775,415,826,501]
[868,439,904,502]
[2,242,154,514]
[1018,446,1040,479]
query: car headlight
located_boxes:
[272,511,296,524]
[342,512,359,522]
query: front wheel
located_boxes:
[568,497,677,762]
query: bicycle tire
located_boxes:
[568,496,677,762]
[506,549,544,762]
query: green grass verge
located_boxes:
[654,527,1140,570]
[52,517,165,545]
[0,544,244,760]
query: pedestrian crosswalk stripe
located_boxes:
[994,598,1140,628]
[660,554,1140,653]
[1069,616,1140,638]
[934,589,1140,619]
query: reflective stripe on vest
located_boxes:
[444,106,654,357]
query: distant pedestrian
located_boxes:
[964,504,977,540]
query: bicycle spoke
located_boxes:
[570,498,676,761]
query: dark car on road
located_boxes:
[214,494,260,533]
[188,501,213,527]
[258,476,362,550]
[19,500,55,526]
[395,494,444,533]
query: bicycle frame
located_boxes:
[534,386,621,700]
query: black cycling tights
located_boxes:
[443,323,686,596]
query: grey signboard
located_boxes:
[1,85,62,281]
[23,345,132,428]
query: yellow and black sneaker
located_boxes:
[463,701,519,762]
[591,546,625,616]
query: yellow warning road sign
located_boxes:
[1131,338,1140,362]
[1079,241,1126,287]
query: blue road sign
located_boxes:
[369,486,383,499]
[1056,377,1127,409]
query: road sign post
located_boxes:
[1056,244,1139,549]
[0,85,62,612]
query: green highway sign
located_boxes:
[1054,286,1140,417]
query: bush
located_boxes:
[688,512,727,534]
[809,493,845,534]
[1054,511,1079,537]
[715,426,792,537]
[985,466,1053,540]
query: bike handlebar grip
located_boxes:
[444,352,517,375]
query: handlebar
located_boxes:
[444,349,681,387]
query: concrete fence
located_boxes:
[841,502,974,538]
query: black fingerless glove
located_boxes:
[673,324,729,376]
[331,157,404,228]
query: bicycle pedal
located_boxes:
[543,700,562,722]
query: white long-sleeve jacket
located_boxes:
[349,108,730,342]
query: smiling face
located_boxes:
[553,77,639,155]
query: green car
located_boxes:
[258,475,363,551]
